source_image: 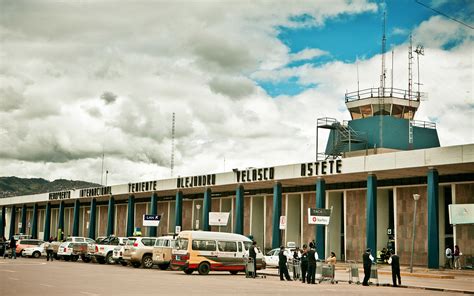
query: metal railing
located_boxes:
[345,87,426,103]
[410,120,436,129]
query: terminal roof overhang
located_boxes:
[1,144,473,206]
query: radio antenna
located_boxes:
[414,45,425,100]
[170,112,176,177]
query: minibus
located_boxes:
[171,231,265,275]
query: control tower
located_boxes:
[317,26,440,159]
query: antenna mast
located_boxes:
[391,49,394,93]
[414,44,424,100]
[170,112,175,177]
[408,34,414,100]
[379,11,387,95]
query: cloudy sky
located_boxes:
[0,0,472,185]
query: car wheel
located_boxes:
[158,263,169,270]
[184,268,194,275]
[81,256,92,263]
[229,270,239,275]
[97,257,106,264]
[32,251,41,258]
[132,262,141,268]
[142,255,153,269]
[71,255,79,262]
[121,261,128,266]
[198,262,210,275]
[106,252,115,264]
[19,250,24,257]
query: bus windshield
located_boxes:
[177,238,188,250]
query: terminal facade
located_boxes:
[0,145,473,269]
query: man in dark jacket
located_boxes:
[9,236,17,259]
[249,241,257,278]
[306,242,318,284]
[300,244,308,283]
[362,248,372,286]
[278,246,292,281]
[389,253,401,287]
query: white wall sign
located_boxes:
[279,216,287,230]
[143,214,161,227]
[449,204,474,225]
[308,208,331,225]
[209,212,230,226]
[175,226,181,233]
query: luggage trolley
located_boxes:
[288,258,301,280]
[369,262,379,286]
[347,260,361,285]
[245,257,255,278]
[318,263,338,284]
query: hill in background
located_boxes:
[0,177,100,198]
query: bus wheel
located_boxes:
[229,270,239,275]
[198,262,210,275]
[184,268,194,275]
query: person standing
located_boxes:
[0,236,6,258]
[445,246,453,269]
[300,244,309,283]
[9,236,17,259]
[326,252,336,278]
[453,245,461,270]
[306,242,318,284]
[388,253,401,287]
[278,246,292,281]
[249,241,257,278]
[362,248,372,286]
[45,238,54,262]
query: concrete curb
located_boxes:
[258,271,474,294]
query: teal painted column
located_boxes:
[43,203,51,241]
[0,206,5,239]
[316,178,326,257]
[9,205,16,238]
[234,185,244,235]
[106,197,115,236]
[88,198,97,239]
[21,204,27,234]
[58,201,65,239]
[202,188,212,231]
[126,195,135,237]
[427,168,439,269]
[72,199,80,236]
[149,193,158,237]
[31,204,38,239]
[366,174,377,257]
[175,191,183,229]
[272,182,282,249]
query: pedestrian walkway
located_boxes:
[260,263,474,294]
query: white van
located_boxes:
[171,231,265,275]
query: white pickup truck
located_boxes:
[94,236,128,264]
[57,237,96,262]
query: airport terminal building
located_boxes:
[1,81,473,269]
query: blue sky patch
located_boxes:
[259,0,471,98]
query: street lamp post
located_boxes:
[410,193,420,273]
[195,204,201,230]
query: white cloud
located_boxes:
[0,1,471,187]
[290,48,329,62]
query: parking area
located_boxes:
[0,258,462,296]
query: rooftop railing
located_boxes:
[345,87,426,103]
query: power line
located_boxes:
[415,0,474,30]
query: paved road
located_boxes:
[0,258,465,296]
